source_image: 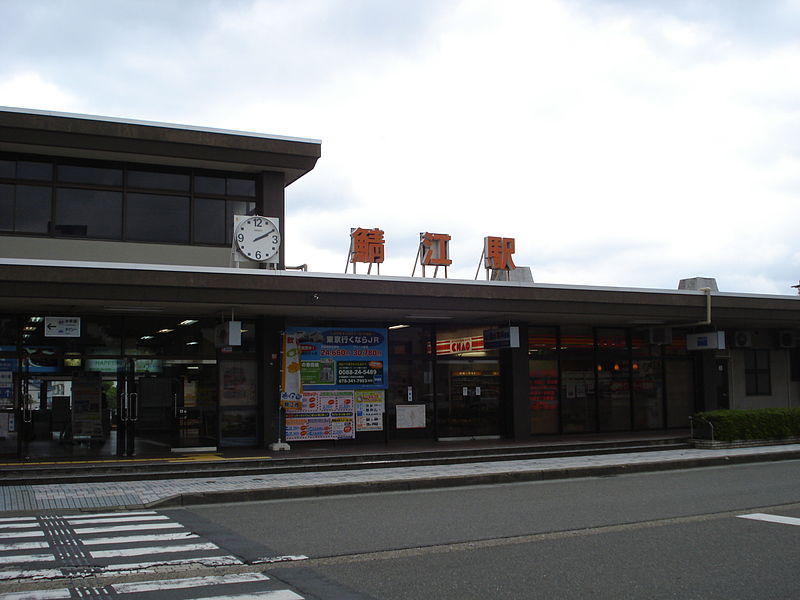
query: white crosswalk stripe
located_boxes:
[0,511,248,581]
[0,571,305,599]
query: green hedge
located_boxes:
[693,408,800,441]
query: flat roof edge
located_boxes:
[2,257,798,301]
[0,106,321,146]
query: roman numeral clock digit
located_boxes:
[235,216,281,263]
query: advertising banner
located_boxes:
[282,327,387,440]
[286,327,388,390]
[355,389,385,431]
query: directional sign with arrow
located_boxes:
[44,317,81,337]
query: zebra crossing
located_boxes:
[0,511,306,599]
[0,572,303,599]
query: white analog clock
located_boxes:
[235,216,281,262]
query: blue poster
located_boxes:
[286,327,388,390]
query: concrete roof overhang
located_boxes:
[2,260,800,331]
[0,107,321,184]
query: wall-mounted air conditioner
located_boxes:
[778,330,797,348]
[733,331,753,348]
[649,327,673,345]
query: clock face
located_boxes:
[235,216,280,262]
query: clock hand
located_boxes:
[252,231,274,242]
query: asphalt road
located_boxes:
[171,459,800,599]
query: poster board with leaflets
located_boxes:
[71,376,104,440]
[281,327,388,441]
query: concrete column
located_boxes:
[257,316,284,447]
[501,323,530,440]
[256,171,286,268]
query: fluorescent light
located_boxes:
[157,328,174,333]
[28,317,44,323]
[104,306,165,312]
[140,335,153,340]
[186,341,199,345]
[389,324,410,330]
[179,319,198,326]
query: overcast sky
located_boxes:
[2,0,800,294]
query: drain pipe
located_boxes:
[672,286,713,328]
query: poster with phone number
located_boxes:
[285,327,388,390]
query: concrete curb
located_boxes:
[148,448,800,509]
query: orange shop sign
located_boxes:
[435,335,485,355]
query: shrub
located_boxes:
[693,408,800,441]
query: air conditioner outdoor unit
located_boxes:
[733,331,753,348]
[649,327,673,345]
[778,330,797,348]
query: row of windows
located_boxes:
[0,157,256,197]
[0,185,255,245]
[0,156,258,245]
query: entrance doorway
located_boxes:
[436,360,501,439]
[15,359,217,460]
[116,359,218,456]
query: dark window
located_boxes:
[193,197,226,244]
[55,188,122,238]
[227,177,256,197]
[17,161,52,181]
[58,164,123,187]
[15,185,51,233]
[744,349,771,395]
[128,169,190,192]
[126,192,190,243]
[195,175,226,195]
[0,160,14,178]
[0,184,12,230]
[225,200,255,244]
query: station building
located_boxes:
[1,106,799,460]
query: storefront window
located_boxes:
[435,326,501,438]
[630,332,665,429]
[560,327,596,433]
[529,327,559,434]
[596,328,630,431]
[123,317,217,356]
[387,325,433,439]
[218,359,258,446]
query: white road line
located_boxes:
[0,532,45,540]
[112,572,271,593]
[81,532,198,545]
[90,542,220,559]
[0,517,37,524]
[66,511,158,519]
[737,513,800,527]
[0,588,71,599]
[0,541,50,551]
[0,554,55,564]
[98,555,244,573]
[0,568,63,581]
[192,591,304,600]
[65,515,170,525]
[0,523,42,531]
[72,522,184,534]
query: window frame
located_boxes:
[744,349,771,396]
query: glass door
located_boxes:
[436,359,501,439]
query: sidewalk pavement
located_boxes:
[2,443,800,515]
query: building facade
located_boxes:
[1,107,799,460]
